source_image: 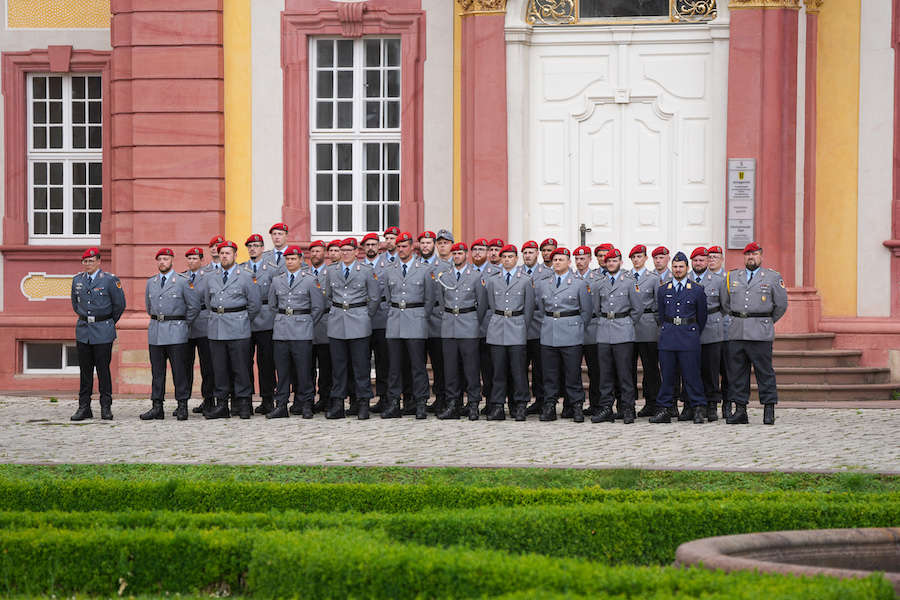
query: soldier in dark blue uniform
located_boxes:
[650,252,708,423]
[70,247,126,421]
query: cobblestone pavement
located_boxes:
[0,395,897,472]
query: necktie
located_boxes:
[527,268,532,275]
[635,272,640,284]
[289,273,295,287]
[276,252,282,265]
[223,271,228,286]
[190,272,195,284]
[402,263,407,278]
[314,268,319,277]
[160,275,166,288]
[556,276,561,288]
[610,276,615,286]
[748,270,755,284]
[677,282,683,294]
[456,271,461,281]
[506,273,511,286]
[253,263,258,274]
[344,267,350,280]
[390,256,395,262]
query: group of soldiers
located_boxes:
[69,223,788,425]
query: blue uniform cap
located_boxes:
[672,251,689,264]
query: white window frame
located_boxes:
[26,73,103,245]
[22,341,80,375]
[309,37,402,236]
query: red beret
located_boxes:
[488,238,505,248]
[471,238,489,248]
[550,247,570,258]
[539,238,558,249]
[522,240,539,250]
[451,242,468,252]
[605,248,622,262]
[652,246,669,257]
[690,247,708,259]
[629,244,647,257]
[573,246,591,256]
[81,247,100,260]
[208,235,225,248]
[217,240,237,252]
[743,242,762,253]
[185,247,204,257]
[283,245,302,256]
[383,226,400,236]
[341,237,358,249]
[155,247,174,259]
[396,231,414,244]
[707,245,724,254]
[327,239,343,249]
[308,240,325,249]
[499,244,517,255]
[361,232,379,244]
[269,222,288,233]
[595,243,614,256]
[418,231,436,241]
[245,234,264,246]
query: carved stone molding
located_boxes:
[805,0,824,14]
[526,0,576,24]
[729,0,801,9]
[336,2,367,37]
[458,0,508,15]
[674,1,717,21]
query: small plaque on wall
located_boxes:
[727,158,756,249]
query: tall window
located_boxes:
[27,73,102,244]
[310,38,401,235]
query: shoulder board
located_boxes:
[566,277,572,285]
[437,270,444,279]
[667,283,672,289]
[686,282,692,289]
[262,264,268,271]
[356,265,361,271]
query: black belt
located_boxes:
[663,316,697,325]
[78,313,112,323]
[150,314,185,321]
[494,309,524,317]
[390,301,425,309]
[597,310,631,320]
[200,304,207,310]
[278,308,311,315]
[643,309,657,314]
[212,305,247,314]
[708,306,721,314]
[445,306,477,315]
[261,300,269,305]
[730,311,771,318]
[545,310,580,318]
[333,301,368,310]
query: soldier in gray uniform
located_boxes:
[535,247,593,422]
[418,230,449,415]
[141,247,200,420]
[266,245,325,419]
[628,244,662,418]
[483,245,534,421]
[573,246,602,417]
[304,240,332,414]
[323,237,380,419]
[707,244,731,417]
[70,247,126,421]
[652,246,673,283]
[201,240,262,419]
[592,248,641,424]
[521,240,553,415]
[380,232,435,419]
[207,235,225,273]
[470,238,500,412]
[539,238,558,268]
[183,247,215,415]
[690,247,727,421]
[435,242,488,420]
[361,232,390,413]
[261,222,290,274]
[722,242,789,425]
[242,234,277,414]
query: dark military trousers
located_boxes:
[526,338,544,405]
[149,343,190,403]
[274,340,313,406]
[541,345,584,408]
[582,343,601,409]
[719,340,730,400]
[371,328,389,399]
[443,338,481,408]
[632,341,661,406]
[210,338,252,402]
[312,343,332,403]
[657,348,705,409]
[489,344,529,409]
[185,336,214,402]
[77,341,113,406]
[330,337,373,401]
[727,340,777,406]
[248,329,276,402]
[596,342,636,410]
[700,341,724,404]
[426,336,445,405]
[388,338,429,403]
[479,337,493,402]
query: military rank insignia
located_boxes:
[779,279,785,288]
[667,283,673,289]
[116,281,122,289]
[761,296,766,302]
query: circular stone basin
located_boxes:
[675,527,900,593]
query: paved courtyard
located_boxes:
[0,395,897,472]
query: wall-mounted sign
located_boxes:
[727,158,755,249]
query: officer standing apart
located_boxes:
[202,240,261,419]
[242,234,277,415]
[141,248,200,421]
[650,252,708,424]
[183,247,215,415]
[484,244,534,421]
[324,238,380,419]
[690,247,727,422]
[435,242,488,420]
[535,247,593,423]
[722,242,788,425]
[266,246,325,419]
[70,247,126,421]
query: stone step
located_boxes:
[772,350,862,368]
[772,333,835,351]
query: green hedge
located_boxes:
[0,527,892,599]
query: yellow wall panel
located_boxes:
[7,0,110,28]
[224,0,252,263]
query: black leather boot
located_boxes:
[192,399,210,414]
[722,401,733,420]
[205,398,230,419]
[312,397,328,414]
[560,404,573,419]
[693,407,705,424]
[622,406,635,424]
[438,402,460,420]
[649,407,672,423]
[468,401,480,421]
[347,398,359,416]
[539,401,557,422]
[140,400,164,420]
[175,400,188,421]
[238,398,252,419]
[763,404,775,425]
[677,404,694,422]
[572,404,584,423]
[70,400,93,421]
[302,400,314,419]
[487,404,505,421]
[358,399,370,420]
[371,397,385,414]
[591,406,614,424]
[526,400,542,415]
[514,403,527,422]
[415,400,428,420]
[381,398,401,419]
[706,402,718,422]
[256,397,274,415]
[289,399,303,415]
[637,402,657,418]
[402,396,417,416]
[667,405,679,419]
[266,401,289,419]
[726,404,749,424]
[325,398,345,419]
[99,400,113,421]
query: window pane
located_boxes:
[33,163,47,185]
[316,174,333,202]
[365,71,380,98]
[34,187,47,210]
[73,163,86,186]
[317,40,333,67]
[72,76,85,99]
[49,211,63,234]
[316,204,333,231]
[49,163,63,185]
[73,212,86,234]
[89,162,102,185]
[33,213,47,235]
[32,77,46,99]
[386,143,400,170]
[387,174,400,202]
[366,102,380,128]
[26,343,62,370]
[316,144,332,171]
[366,204,379,230]
[337,204,352,231]
[89,188,102,209]
[65,345,79,367]
[72,102,85,124]
[89,212,101,234]
[337,144,352,170]
[88,102,101,124]
[337,174,352,202]
[387,102,400,128]
[337,71,353,98]
[365,144,379,170]
[48,77,62,99]
[88,126,102,149]
[316,71,333,99]
[73,188,86,210]
[386,39,401,67]
[580,0,668,17]
[49,126,63,148]
[49,101,62,123]
[88,76,101,99]
[73,127,86,149]
[366,174,380,201]
[337,40,353,67]
[316,102,333,129]
[387,70,400,98]
[365,40,381,67]
[387,204,399,228]
[337,102,352,129]
[33,102,46,124]
[33,127,46,149]
[49,187,63,209]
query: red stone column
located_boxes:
[110,0,225,391]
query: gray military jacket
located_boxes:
[241,258,277,332]
[202,266,262,341]
[308,263,330,345]
[383,257,435,340]
[323,260,380,340]
[71,269,126,344]
[425,257,451,338]
[691,270,727,344]
[524,262,554,340]
[472,263,501,337]
[655,268,673,285]
[145,271,200,346]
[362,258,389,330]
[484,267,534,346]
[436,264,488,339]
[268,270,325,341]
[722,267,788,341]
[576,269,603,345]
[631,269,661,343]
[535,273,592,347]
[261,248,290,276]
[594,270,641,345]
[183,268,210,339]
